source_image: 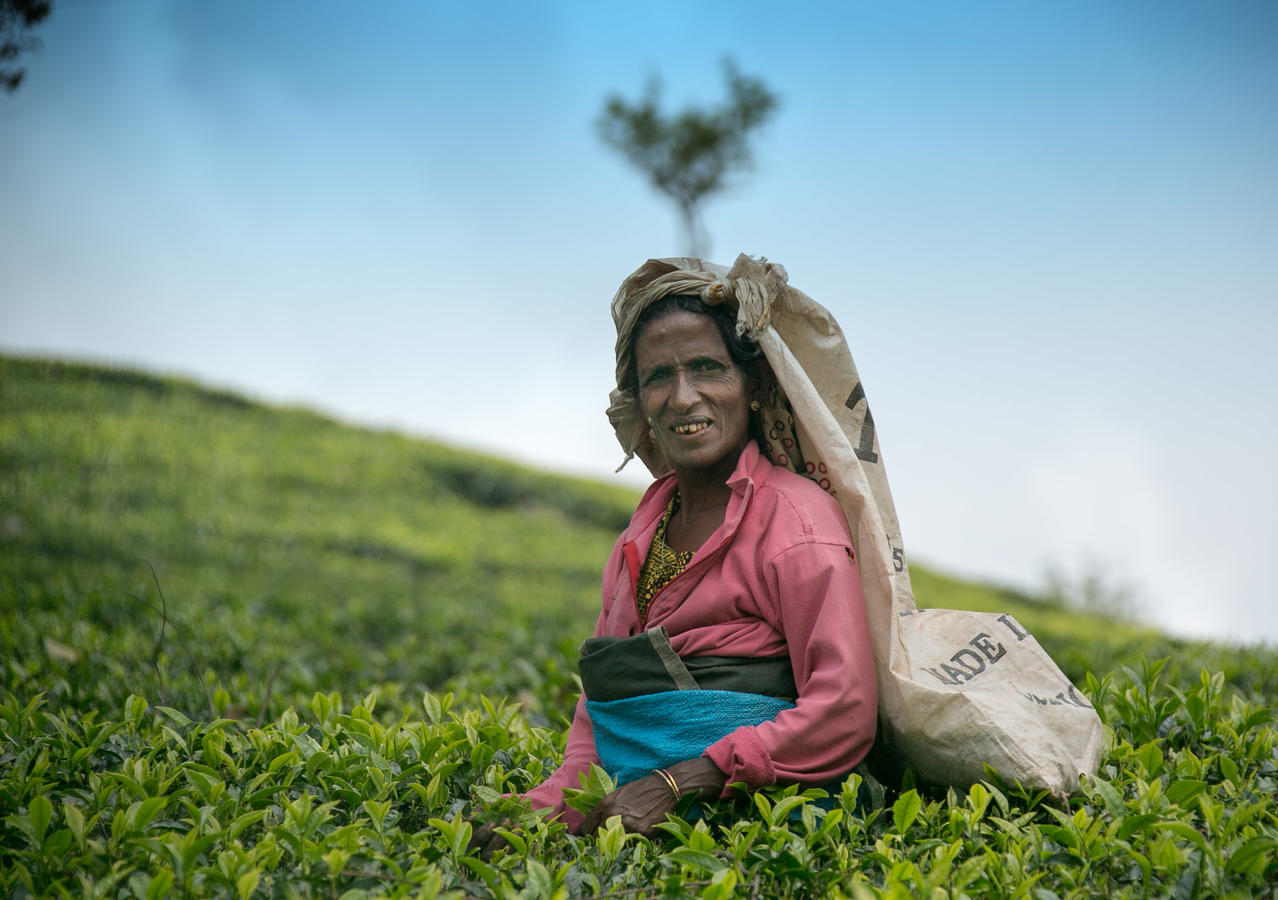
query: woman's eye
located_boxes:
[696,360,725,373]
[643,369,671,386]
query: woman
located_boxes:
[503,260,877,839]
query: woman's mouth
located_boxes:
[671,421,711,435]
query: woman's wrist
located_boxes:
[665,757,729,801]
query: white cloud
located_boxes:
[1019,418,1247,641]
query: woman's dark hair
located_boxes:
[629,294,763,394]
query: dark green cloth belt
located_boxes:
[579,627,797,703]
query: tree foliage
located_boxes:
[597,59,778,258]
[1,0,50,93]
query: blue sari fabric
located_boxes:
[586,689,794,787]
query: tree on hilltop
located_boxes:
[2,0,51,93]
[597,59,778,259]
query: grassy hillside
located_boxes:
[2,355,1263,718]
[2,355,1275,898]
[2,356,643,722]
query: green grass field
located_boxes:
[2,355,1275,898]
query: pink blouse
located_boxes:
[524,442,877,831]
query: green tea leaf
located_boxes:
[362,798,391,830]
[461,855,501,887]
[524,858,553,897]
[423,693,444,725]
[769,795,810,827]
[28,794,53,846]
[145,869,175,900]
[493,826,528,856]
[1165,780,1207,808]
[228,810,267,842]
[236,869,260,900]
[472,784,502,806]
[1116,813,1160,841]
[1087,776,1125,818]
[322,848,350,875]
[124,695,148,724]
[598,815,624,859]
[668,847,727,873]
[1150,821,1208,852]
[893,790,921,834]
[63,802,85,849]
[701,868,738,900]
[1226,836,1278,876]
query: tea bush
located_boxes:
[2,357,1275,897]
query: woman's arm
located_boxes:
[702,540,877,793]
[521,693,601,833]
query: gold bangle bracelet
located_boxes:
[653,767,681,800]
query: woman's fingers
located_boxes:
[581,773,678,835]
[579,797,611,834]
[467,818,513,860]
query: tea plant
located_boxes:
[2,668,1274,897]
[2,357,1276,897]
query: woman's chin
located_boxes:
[664,442,746,479]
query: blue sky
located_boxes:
[3,0,1275,644]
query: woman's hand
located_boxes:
[580,757,728,836]
[467,818,513,860]
[579,772,677,836]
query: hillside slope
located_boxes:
[4,356,1277,899]
[1,356,1269,722]
[2,357,639,717]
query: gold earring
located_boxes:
[646,416,655,426]
[750,400,760,412]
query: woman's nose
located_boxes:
[670,370,698,408]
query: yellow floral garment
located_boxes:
[634,492,693,620]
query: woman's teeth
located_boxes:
[673,422,710,435]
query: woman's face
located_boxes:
[634,309,752,480]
